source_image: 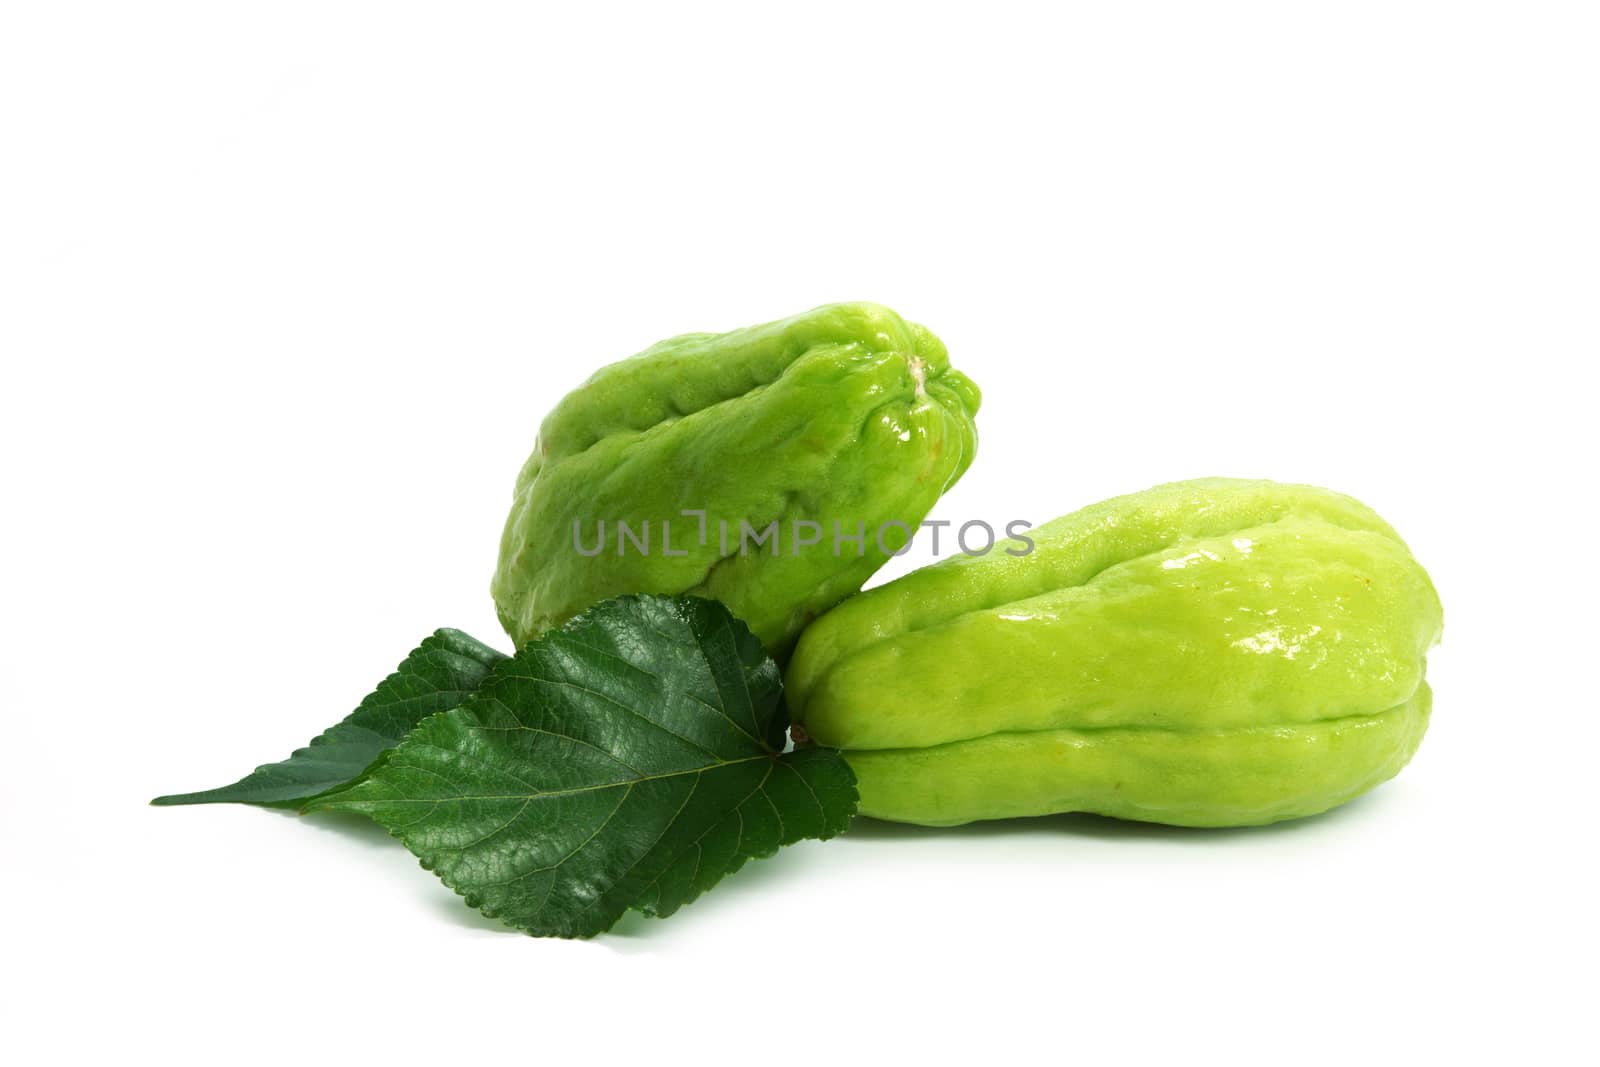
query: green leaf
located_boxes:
[152,629,506,808]
[306,595,857,938]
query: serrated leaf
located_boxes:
[152,629,506,808]
[306,595,857,938]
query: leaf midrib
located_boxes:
[316,752,777,806]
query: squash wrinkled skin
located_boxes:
[786,478,1443,827]
[491,302,981,657]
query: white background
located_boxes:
[4,3,1596,1064]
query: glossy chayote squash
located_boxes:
[492,302,980,656]
[786,478,1443,827]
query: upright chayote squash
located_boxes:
[786,478,1443,827]
[492,302,981,656]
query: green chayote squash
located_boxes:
[786,478,1443,827]
[492,302,980,656]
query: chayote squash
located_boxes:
[492,302,981,657]
[786,478,1443,827]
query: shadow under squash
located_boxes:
[258,788,1390,942]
